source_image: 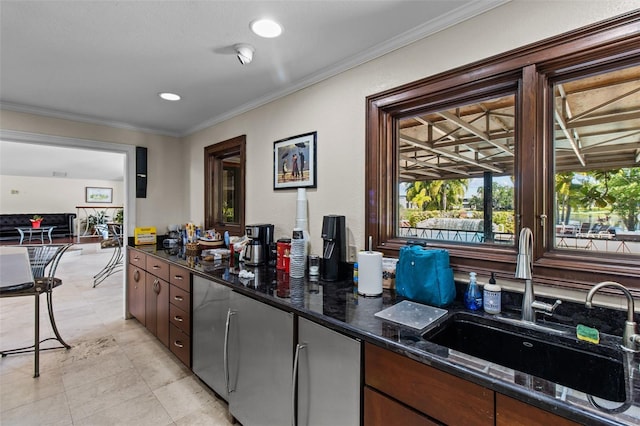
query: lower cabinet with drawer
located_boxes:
[145,260,169,347]
[127,250,146,324]
[365,343,583,426]
[168,264,191,367]
[126,249,191,367]
[364,342,494,426]
[495,393,580,426]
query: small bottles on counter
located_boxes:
[353,262,358,302]
[483,272,502,314]
[464,272,483,311]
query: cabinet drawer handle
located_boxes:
[133,270,140,282]
[173,340,184,348]
[173,316,183,322]
[173,275,183,280]
[152,265,161,270]
[174,295,184,301]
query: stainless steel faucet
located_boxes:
[515,227,561,322]
[585,281,640,352]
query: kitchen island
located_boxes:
[127,244,640,425]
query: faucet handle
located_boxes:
[531,299,562,316]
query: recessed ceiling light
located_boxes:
[250,19,282,38]
[159,92,181,101]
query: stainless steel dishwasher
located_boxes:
[192,275,231,398]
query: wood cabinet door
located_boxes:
[364,387,438,426]
[156,278,170,347]
[127,264,146,325]
[365,343,494,426]
[496,393,580,426]
[145,275,169,347]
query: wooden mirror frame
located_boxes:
[204,135,246,236]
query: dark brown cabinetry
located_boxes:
[145,272,169,347]
[168,264,191,367]
[127,249,192,368]
[364,387,438,426]
[365,343,583,426]
[144,256,170,347]
[127,250,146,324]
[365,342,494,426]
[496,393,580,426]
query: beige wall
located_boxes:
[0,110,187,233]
[0,175,124,214]
[184,0,640,256]
[1,1,636,252]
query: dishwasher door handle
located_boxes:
[224,308,237,394]
[292,343,307,426]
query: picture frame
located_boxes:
[273,131,317,190]
[85,187,113,203]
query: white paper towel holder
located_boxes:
[357,236,383,297]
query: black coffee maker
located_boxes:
[244,224,274,266]
[321,215,346,281]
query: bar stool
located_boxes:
[0,243,73,377]
[93,223,123,287]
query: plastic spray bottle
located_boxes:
[464,272,483,311]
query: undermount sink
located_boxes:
[422,312,626,402]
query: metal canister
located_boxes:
[276,238,291,271]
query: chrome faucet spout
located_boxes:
[516,228,534,321]
[515,228,561,322]
[521,279,535,322]
[585,281,640,352]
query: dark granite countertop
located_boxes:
[131,245,640,425]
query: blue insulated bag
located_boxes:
[395,245,455,307]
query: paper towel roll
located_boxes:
[357,251,383,296]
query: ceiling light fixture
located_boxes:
[235,44,255,65]
[159,92,181,101]
[250,19,282,38]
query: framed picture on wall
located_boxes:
[273,131,317,190]
[86,187,113,203]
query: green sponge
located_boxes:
[577,324,600,344]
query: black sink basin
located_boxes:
[422,312,626,402]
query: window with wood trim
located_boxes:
[366,11,640,291]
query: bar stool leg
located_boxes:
[34,292,40,378]
[46,290,71,349]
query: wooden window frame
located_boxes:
[365,11,640,291]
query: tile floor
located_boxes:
[0,245,234,425]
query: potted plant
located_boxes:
[30,215,43,228]
[113,208,124,224]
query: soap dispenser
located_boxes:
[464,272,483,311]
[483,272,502,314]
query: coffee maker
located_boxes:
[244,224,274,266]
[321,215,346,281]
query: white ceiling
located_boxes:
[0,0,507,180]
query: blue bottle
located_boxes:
[464,272,483,311]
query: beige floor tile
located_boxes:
[73,392,173,426]
[0,367,64,412]
[61,349,135,389]
[0,391,72,426]
[174,402,235,426]
[153,375,219,421]
[0,245,232,426]
[65,367,150,421]
[133,349,192,391]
